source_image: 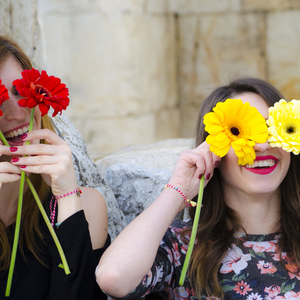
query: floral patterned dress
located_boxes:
[113,219,300,300]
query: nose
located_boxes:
[2,95,27,121]
[254,141,271,153]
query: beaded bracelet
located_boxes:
[55,187,82,200]
[165,184,197,207]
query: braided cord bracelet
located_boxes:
[165,184,197,207]
[50,188,82,227]
[55,187,82,200]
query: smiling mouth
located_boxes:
[4,125,29,143]
[246,159,277,169]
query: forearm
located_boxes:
[97,187,185,298]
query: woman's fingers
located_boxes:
[22,128,65,146]
[10,154,65,167]
[4,143,71,157]
[0,162,22,184]
[168,141,221,199]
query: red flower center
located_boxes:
[35,84,52,98]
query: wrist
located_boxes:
[54,187,82,200]
[164,184,197,208]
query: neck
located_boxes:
[225,191,281,235]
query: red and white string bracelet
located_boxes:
[165,184,197,207]
[50,188,82,227]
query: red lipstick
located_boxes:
[244,155,278,175]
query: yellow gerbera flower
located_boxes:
[267,99,300,154]
[203,98,268,165]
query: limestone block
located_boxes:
[0,1,11,37]
[96,0,145,15]
[242,0,300,11]
[155,108,180,141]
[169,0,241,14]
[145,0,169,14]
[266,11,300,100]
[178,12,266,138]
[79,113,157,155]
[180,104,202,138]
[38,0,98,13]
[37,14,72,83]
[66,13,176,118]
[97,138,192,224]
[0,0,43,70]
[51,113,127,240]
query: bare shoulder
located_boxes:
[80,187,108,249]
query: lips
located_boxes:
[244,155,279,175]
[3,124,29,146]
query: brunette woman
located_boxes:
[97,78,300,299]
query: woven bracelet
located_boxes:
[55,187,82,200]
[165,184,197,207]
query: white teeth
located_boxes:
[4,125,29,139]
[246,159,276,168]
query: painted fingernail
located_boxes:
[206,173,211,180]
[10,147,18,152]
[198,174,203,179]
[11,158,19,162]
[21,134,28,139]
[215,161,219,168]
[20,165,26,168]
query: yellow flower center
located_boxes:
[226,121,249,140]
[230,127,240,136]
[285,124,296,135]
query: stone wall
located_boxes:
[4,0,300,156]
[36,0,300,156]
[0,0,43,69]
[37,0,179,156]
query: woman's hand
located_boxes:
[168,141,221,201]
[6,129,78,196]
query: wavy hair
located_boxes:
[184,78,300,298]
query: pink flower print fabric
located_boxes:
[110,221,300,300]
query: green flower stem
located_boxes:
[4,107,69,297]
[25,176,70,275]
[5,171,25,296]
[179,175,204,286]
[0,131,9,146]
[4,109,36,296]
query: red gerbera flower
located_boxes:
[13,68,69,117]
[0,79,9,116]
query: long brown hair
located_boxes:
[0,35,54,270]
[185,78,300,297]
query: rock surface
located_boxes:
[96,138,193,224]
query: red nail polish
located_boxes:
[20,165,26,168]
[11,158,19,162]
[21,134,28,139]
[198,174,203,179]
[215,161,219,168]
[10,147,18,152]
[206,173,211,180]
